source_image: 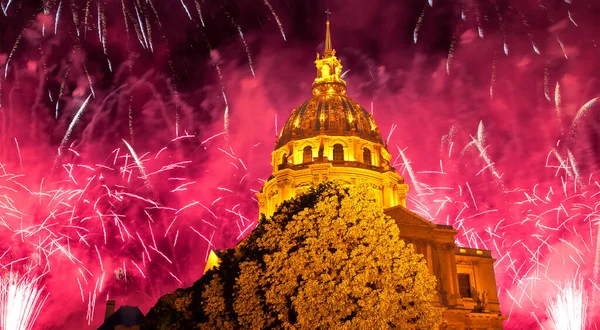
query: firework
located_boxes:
[546,278,587,330]
[0,272,47,330]
[399,120,600,327]
[0,0,597,328]
[0,133,260,327]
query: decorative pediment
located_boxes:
[384,204,436,228]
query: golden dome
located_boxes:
[276,20,382,149]
[276,93,381,149]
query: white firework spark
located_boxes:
[58,94,93,156]
[0,272,47,330]
[546,278,587,330]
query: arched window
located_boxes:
[281,153,288,165]
[363,148,372,165]
[333,144,344,161]
[303,146,313,163]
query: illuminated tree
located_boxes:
[143,182,443,329]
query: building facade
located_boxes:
[257,19,506,329]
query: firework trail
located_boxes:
[263,0,286,41]
[57,94,92,157]
[396,145,422,196]
[413,6,426,44]
[224,11,255,77]
[122,139,151,188]
[592,222,600,323]
[568,97,599,139]
[3,32,21,79]
[555,82,562,134]
[446,34,457,75]
[236,26,256,77]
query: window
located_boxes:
[333,144,344,161]
[281,153,288,165]
[363,148,372,165]
[303,146,313,163]
[458,273,472,298]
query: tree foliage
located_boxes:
[143,182,443,329]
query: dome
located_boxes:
[276,91,382,149]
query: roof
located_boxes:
[97,306,145,330]
[385,204,458,237]
[276,94,382,148]
[203,250,221,274]
[385,204,437,228]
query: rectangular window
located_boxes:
[303,146,313,163]
[458,273,472,298]
[333,144,344,161]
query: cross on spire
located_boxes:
[324,9,333,56]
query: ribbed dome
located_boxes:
[276,91,382,149]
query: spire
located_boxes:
[324,9,333,57]
[312,10,346,95]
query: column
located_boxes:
[434,243,456,307]
[382,183,391,208]
[445,246,459,306]
[426,243,440,304]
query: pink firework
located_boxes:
[0,134,261,328]
[397,119,600,328]
[1,0,598,328]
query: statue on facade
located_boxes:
[480,290,489,312]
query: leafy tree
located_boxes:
[143,182,443,329]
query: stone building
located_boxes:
[256,19,506,329]
[98,300,145,330]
